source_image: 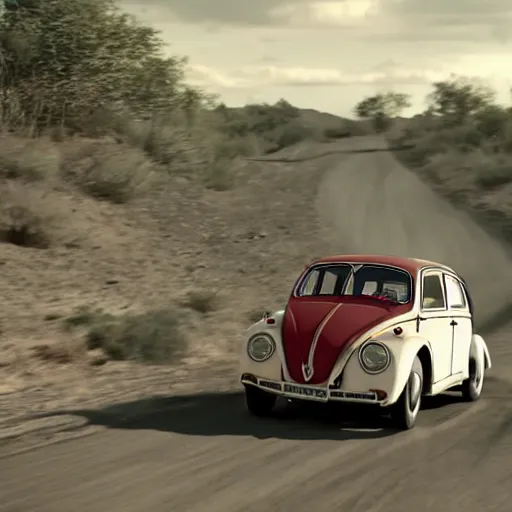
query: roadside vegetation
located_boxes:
[2,0,512,372]
[354,76,512,242]
[0,0,349,368]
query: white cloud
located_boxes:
[270,0,380,27]
[120,0,512,42]
[187,65,246,88]
[119,1,512,115]
[186,63,451,89]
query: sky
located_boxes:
[119,0,512,118]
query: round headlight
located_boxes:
[247,333,276,362]
[359,342,390,374]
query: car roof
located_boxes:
[311,254,456,275]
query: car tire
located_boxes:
[390,356,423,430]
[244,385,277,417]
[461,356,484,402]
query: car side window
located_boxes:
[319,269,338,294]
[301,269,319,295]
[445,275,467,309]
[422,273,446,309]
[361,281,377,295]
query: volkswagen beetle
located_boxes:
[240,254,492,429]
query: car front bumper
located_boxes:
[241,373,387,405]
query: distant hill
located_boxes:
[297,108,350,128]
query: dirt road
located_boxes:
[1,135,512,511]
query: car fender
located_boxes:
[246,309,285,338]
[241,310,286,381]
[470,334,492,370]
[382,336,433,405]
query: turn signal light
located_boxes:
[370,389,387,400]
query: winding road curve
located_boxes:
[2,135,512,512]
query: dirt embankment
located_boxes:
[0,134,339,423]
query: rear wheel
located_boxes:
[245,385,277,417]
[461,356,484,402]
[390,356,423,430]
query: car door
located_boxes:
[419,270,453,383]
[444,273,472,376]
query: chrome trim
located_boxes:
[358,341,391,374]
[247,333,276,362]
[293,262,413,303]
[241,376,381,404]
[303,303,343,381]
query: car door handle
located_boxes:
[450,320,458,326]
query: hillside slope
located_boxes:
[0,133,337,409]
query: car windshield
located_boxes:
[297,263,411,303]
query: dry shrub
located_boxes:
[475,162,512,189]
[205,158,235,191]
[112,113,206,173]
[202,136,249,191]
[131,121,192,165]
[30,342,82,365]
[181,290,219,314]
[323,126,352,139]
[0,135,61,181]
[86,309,186,364]
[60,141,153,203]
[64,307,187,364]
[0,183,57,248]
[63,306,103,330]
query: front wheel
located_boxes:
[244,385,277,417]
[390,356,423,430]
[461,357,484,402]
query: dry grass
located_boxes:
[204,158,235,191]
[63,306,104,330]
[82,309,186,364]
[0,136,62,248]
[60,306,187,364]
[30,342,83,365]
[391,115,512,241]
[0,109,344,421]
[60,140,154,203]
[0,183,58,248]
[0,135,61,182]
[181,291,219,314]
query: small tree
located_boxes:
[475,105,510,140]
[0,0,203,132]
[354,92,410,132]
[426,75,495,125]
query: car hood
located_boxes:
[282,297,411,384]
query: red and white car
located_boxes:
[240,254,492,429]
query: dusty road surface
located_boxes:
[2,135,512,512]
